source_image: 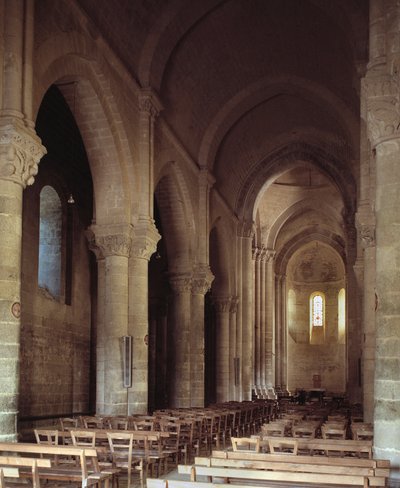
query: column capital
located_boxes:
[87,223,133,258]
[230,295,239,314]
[355,206,376,248]
[138,88,163,118]
[0,119,46,188]
[363,73,400,147]
[131,218,161,260]
[191,264,214,295]
[168,272,192,294]
[212,296,231,313]
[252,247,261,261]
[265,248,276,262]
[237,220,255,238]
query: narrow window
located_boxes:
[38,186,62,298]
[310,291,325,344]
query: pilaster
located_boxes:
[213,296,232,403]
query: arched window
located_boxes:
[310,291,325,344]
[338,288,346,344]
[38,185,62,298]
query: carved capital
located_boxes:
[252,247,261,261]
[191,264,214,295]
[169,272,192,294]
[131,218,161,260]
[238,220,255,238]
[138,88,163,119]
[355,207,376,248]
[213,296,231,313]
[230,296,239,314]
[0,120,46,188]
[363,74,400,146]
[87,223,133,258]
[265,249,276,263]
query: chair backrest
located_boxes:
[321,426,346,440]
[82,416,103,429]
[34,429,58,446]
[59,417,79,431]
[71,430,96,448]
[231,437,260,452]
[110,417,130,430]
[268,438,298,455]
[133,419,154,431]
[292,425,316,438]
[261,423,285,437]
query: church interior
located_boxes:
[1,0,400,485]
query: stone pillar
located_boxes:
[0,0,46,439]
[168,273,192,407]
[138,89,162,218]
[238,221,254,400]
[364,0,400,467]
[229,296,239,399]
[128,219,160,413]
[265,250,275,387]
[259,249,267,388]
[356,208,376,422]
[88,224,132,415]
[253,247,261,388]
[214,296,231,403]
[86,237,106,413]
[191,266,213,406]
[275,274,283,388]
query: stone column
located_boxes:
[238,221,254,400]
[191,266,213,406]
[265,250,275,387]
[168,273,192,407]
[229,296,239,399]
[356,208,376,422]
[214,296,231,403]
[88,224,132,415]
[128,219,160,413]
[253,247,261,389]
[259,249,267,388]
[86,237,106,413]
[275,274,283,388]
[0,0,46,440]
[364,0,400,467]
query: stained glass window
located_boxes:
[312,294,323,326]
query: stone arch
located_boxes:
[34,34,137,225]
[237,142,356,223]
[275,228,346,277]
[209,217,232,297]
[155,162,195,273]
[199,75,358,170]
[265,198,344,250]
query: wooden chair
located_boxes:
[268,438,298,455]
[231,437,260,452]
[261,422,285,437]
[34,429,61,465]
[107,432,145,488]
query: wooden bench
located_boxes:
[194,452,390,486]
[177,462,387,487]
[0,456,52,488]
[0,442,114,488]
[255,435,373,457]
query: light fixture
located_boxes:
[68,193,75,204]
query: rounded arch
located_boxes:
[209,217,233,296]
[275,229,346,277]
[265,198,344,250]
[237,142,356,222]
[34,34,137,225]
[154,163,195,273]
[199,75,358,170]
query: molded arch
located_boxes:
[199,75,358,171]
[35,34,137,225]
[155,163,195,273]
[275,229,346,277]
[237,142,356,223]
[209,218,233,296]
[265,198,343,250]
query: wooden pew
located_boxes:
[194,453,389,486]
[0,457,51,488]
[177,463,387,487]
[0,442,114,488]
[254,435,373,457]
